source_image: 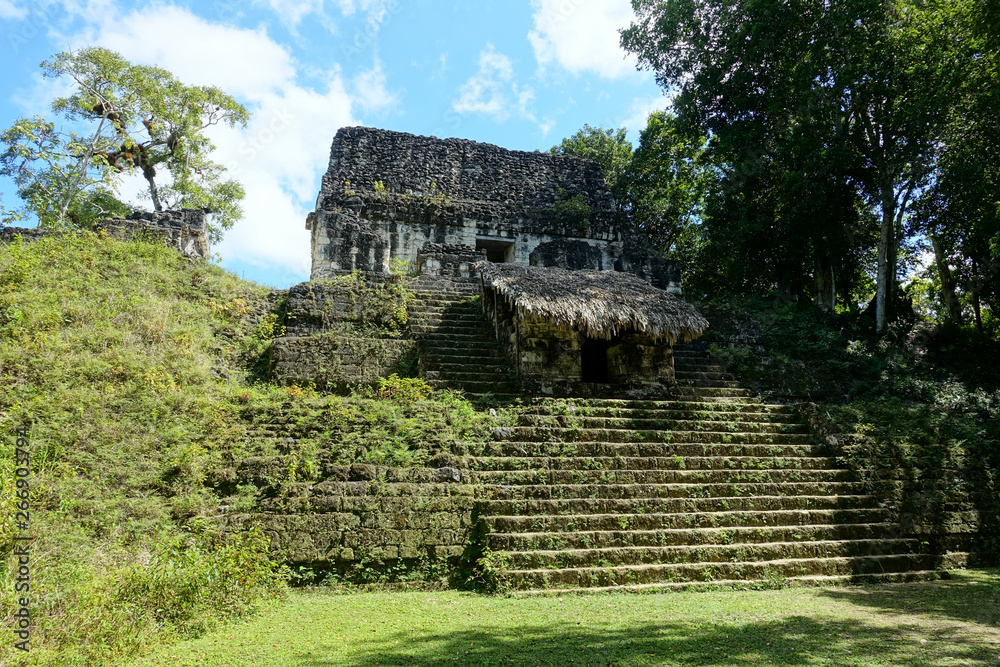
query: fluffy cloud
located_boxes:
[351,59,398,114]
[528,0,639,79]
[0,0,26,19]
[452,44,536,123]
[619,94,675,135]
[256,0,397,30]
[258,0,326,29]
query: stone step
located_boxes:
[409,325,495,337]
[522,405,800,421]
[674,371,735,381]
[675,379,743,389]
[481,481,872,503]
[488,522,904,551]
[493,426,813,445]
[480,485,871,515]
[480,441,829,458]
[406,314,493,331]
[472,468,853,486]
[422,359,510,373]
[483,505,888,533]
[504,552,970,590]
[427,379,519,393]
[467,454,840,472]
[510,569,953,596]
[420,340,508,354]
[424,370,512,383]
[513,414,807,434]
[557,398,781,411]
[411,327,496,338]
[421,354,509,368]
[674,387,756,398]
[674,359,727,368]
[504,538,921,570]
[464,393,524,403]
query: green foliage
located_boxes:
[0,47,249,238]
[549,124,632,203]
[702,296,1000,555]
[550,188,593,233]
[372,374,433,402]
[0,230,512,663]
[466,548,511,595]
[622,0,999,329]
[625,111,712,263]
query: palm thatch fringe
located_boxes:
[477,262,709,344]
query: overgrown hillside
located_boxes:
[0,232,494,666]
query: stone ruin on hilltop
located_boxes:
[306,126,681,291]
[272,126,708,395]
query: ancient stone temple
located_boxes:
[306,126,681,292]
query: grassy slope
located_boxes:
[0,232,496,666]
[127,570,1000,666]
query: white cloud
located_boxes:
[259,0,327,30]
[255,0,396,30]
[452,44,538,125]
[453,45,515,119]
[351,59,398,113]
[619,94,675,135]
[27,3,392,277]
[0,0,26,19]
[528,0,639,79]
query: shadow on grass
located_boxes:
[819,570,1000,628]
[289,615,997,667]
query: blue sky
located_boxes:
[0,0,669,288]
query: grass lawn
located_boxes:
[126,569,1000,666]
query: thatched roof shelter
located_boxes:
[478,262,709,344]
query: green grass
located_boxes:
[127,570,1000,666]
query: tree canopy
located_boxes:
[621,0,1000,333]
[0,47,249,240]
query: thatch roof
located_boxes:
[477,262,709,344]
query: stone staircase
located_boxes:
[404,281,968,594]
[407,277,519,399]
[470,395,969,594]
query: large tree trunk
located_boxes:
[932,235,963,323]
[875,181,896,333]
[144,166,163,212]
[815,248,836,312]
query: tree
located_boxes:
[0,47,249,239]
[623,111,711,260]
[550,115,712,268]
[621,0,973,330]
[550,124,633,205]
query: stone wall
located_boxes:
[270,276,417,390]
[307,127,682,292]
[416,243,486,279]
[270,334,417,390]
[0,209,210,260]
[224,465,475,573]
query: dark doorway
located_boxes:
[476,238,515,263]
[581,338,610,383]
